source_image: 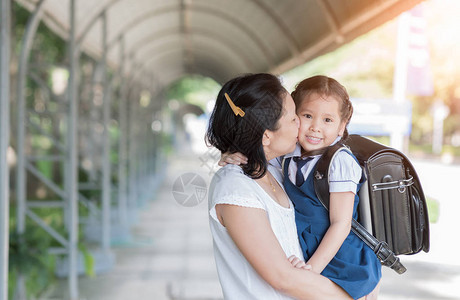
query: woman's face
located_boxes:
[264,93,299,160]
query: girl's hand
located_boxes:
[218,152,248,166]
[288,255,312,271]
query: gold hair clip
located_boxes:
[224,93,245,117]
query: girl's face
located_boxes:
[296,92,346,152]
[264,93,299,160]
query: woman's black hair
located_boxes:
[205,73,286,179]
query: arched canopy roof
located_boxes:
[17,0,423,87]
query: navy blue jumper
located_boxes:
[283,154,381,299]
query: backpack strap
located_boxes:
[313,143,407,274]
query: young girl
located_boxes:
[220,75,382,299]
[284,75,381,299]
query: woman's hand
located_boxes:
[218,152,248,166]
[288,255,312,271]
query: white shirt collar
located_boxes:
[284,143,302,159]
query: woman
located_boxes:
[206,73,350,299]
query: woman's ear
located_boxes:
[262,130,272,146]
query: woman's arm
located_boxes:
[216,204,350,299]
[305,191,355,274]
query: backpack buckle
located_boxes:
[372,177,414,192]
[314,171,323,180]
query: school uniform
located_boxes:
[280,141,382,299]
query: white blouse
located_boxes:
[208,164,303,300]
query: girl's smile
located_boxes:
[305,135,322,144]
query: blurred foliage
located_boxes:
[8,204,96,299]
[426,197,439,223]
[166,75,220,111]
[8,4,107,298]
[8,211,56,299]
[8,229,53,275]
[79,244,95,278]
[8,203,95,299]
[12,3,67,65]
[282,20,396,98]
[283,0,460,154]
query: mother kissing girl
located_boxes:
[206,73,350,299]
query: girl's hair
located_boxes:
[206,73,286,179]
[291,75,353,140]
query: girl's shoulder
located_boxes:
[329,149,362,179]
[333,148,358,163]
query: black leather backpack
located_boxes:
[313,134,430,274]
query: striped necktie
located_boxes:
[293,157,313,187]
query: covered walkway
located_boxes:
[1,1,426,299]
[47,153,221,300]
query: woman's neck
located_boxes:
[256,172,290,208]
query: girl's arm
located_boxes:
[305,191,355,274]
[216,204,351,299]
[218,152,284,169]
[218,152,248,166]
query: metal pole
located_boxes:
[0,0,11,299]
[134,88,141,205]
[67,0,79,298]
[88,63,98,183]
[140,112,147,201]
[140,97,147,202]
[128,86,138,210]
[126,86,132,216]
[136,106,142,203]
[127,87,134,208]
[117,37,128,229]
[101,11,111,251]
[16,2,46,297]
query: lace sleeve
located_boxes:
[208,165,267,226]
